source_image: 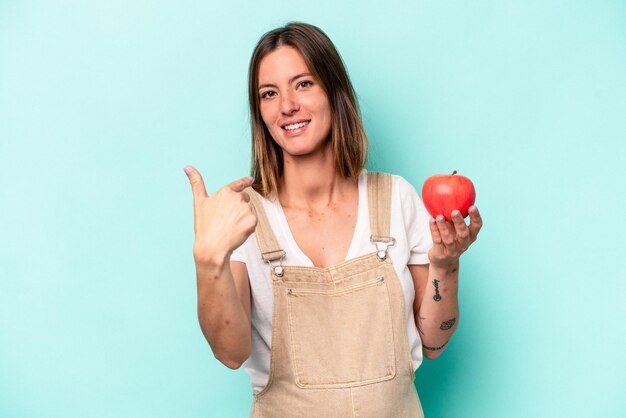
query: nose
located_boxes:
[280,91,299,115]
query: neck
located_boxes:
[278,143,355,210]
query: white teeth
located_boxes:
[284,121,309,130]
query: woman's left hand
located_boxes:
[428,206,483,269]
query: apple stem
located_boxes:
[451,170,457,176]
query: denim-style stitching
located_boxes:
[252,284,280,401]
[286,274,396,389]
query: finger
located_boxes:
[227,176,254,193]
[468,206,483,241]
[429,218,443,245]
[451,210,470,249]
[436,215,456,249]
[184,165,209,200]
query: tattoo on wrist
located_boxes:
[423,340,449,351]
[440,318,456,330]
[432,279,442,301]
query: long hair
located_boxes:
[248,22,368,197]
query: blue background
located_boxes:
[1,1,624,417]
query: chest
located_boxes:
[282,199,358,268]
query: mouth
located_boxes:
[281,120,311,132]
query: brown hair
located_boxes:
[248,22,368,197]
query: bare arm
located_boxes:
[410,207,482,360]
[410,263,459,360]
[185,165,257,369]
[196,259,251,369]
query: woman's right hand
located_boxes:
[184,165,257,267]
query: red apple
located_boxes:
[422,171,476,221]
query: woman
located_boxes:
[184,22,482,417]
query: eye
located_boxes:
[260,90,276,100]
[298,80,313,89]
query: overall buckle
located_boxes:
[370,235,396,260]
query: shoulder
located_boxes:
[245,187,281,221]
[391,173,418,196]
[365,170,415,189]
[370,171,420,202]
[363,170,421,204]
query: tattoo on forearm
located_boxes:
[440,318,456,330]
[417,315,425,336]
[432,279,442,301]
[423,340,449,351]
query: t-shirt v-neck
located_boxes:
[270,170,368,268]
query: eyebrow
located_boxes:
[258,73,312,90]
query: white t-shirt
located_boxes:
[230,169,433,394]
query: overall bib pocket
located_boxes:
[285,275,396,389]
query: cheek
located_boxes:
[318,101,332,129]
[306,95,332,125]
[318,97,332,121]
[259,106,284,144]
[259,106,276,130]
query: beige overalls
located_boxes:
[244,172,424,418]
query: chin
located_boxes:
[289,140,333,157]
[274,138,325,157]
[281,146,318,157]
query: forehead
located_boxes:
[258,45,311,84]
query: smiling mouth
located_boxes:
[281,120,310,131]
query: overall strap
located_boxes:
[243,188,286,262]
[367,172,394,243]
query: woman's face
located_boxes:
[257,46,332,158]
